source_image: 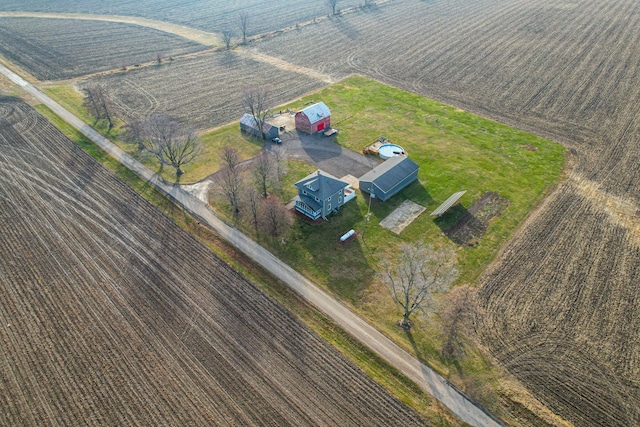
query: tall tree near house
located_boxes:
[326,0,339,15]
[242,87,270,141]
[258,195,293,237]
[253,151,273,198]
[381,241,458,330]
[82,85,116,130]
[271,144,287,186]
[238,11,249,45]
[439,285,482,359]
[219,146,243,215]
[222,29,234,50]
[244,185,260,236]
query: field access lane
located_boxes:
[0,62,502,427]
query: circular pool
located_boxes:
[378,144,406,160]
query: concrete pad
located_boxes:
[380,200,426,234]
[340,174,360,189]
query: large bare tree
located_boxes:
[218,146,243,215]
[238,11,250,45]
[82,84,116,130]
[381,241,458,330]
[271,144,287,186]
[243,87,270,141]
[162,127,202,178]
[125,113,202,177]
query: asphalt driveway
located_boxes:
[273,130,381,179]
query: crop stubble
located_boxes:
[2,0,640,424]
[0,98,427,426]
[0,17,208,81]
[249,1,640,424]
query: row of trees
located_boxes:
[218,146,291,238]
[83,84,203,179]
[223,2,380,50]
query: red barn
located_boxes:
[295,102,331,134]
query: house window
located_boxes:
[339,195,342,203]
[328,196,331,201]
[315,196,319,202]
[328,203,331,210]
[303,190,307,195]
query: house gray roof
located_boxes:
[240,113,274,132]
[299,102,330,123]
[295,170,348,200]
[359,156,419,193]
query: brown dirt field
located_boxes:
[252,1,640,424]
[0,97,427,426]
[3,0,640,424]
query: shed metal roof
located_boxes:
[430,191,467,217]
[240,113,275,132]
[359,156,419,193]
[299,102,331,123]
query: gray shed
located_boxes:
[359,155,420,201]
[240,113,279,140]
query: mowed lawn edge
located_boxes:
[33,104,464,426]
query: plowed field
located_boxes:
[0,17,208,80]
[0,0,363,34]
[2,0,640,424]
[80,52,325,130]
[252,1,640,424]
[0,97,427,426]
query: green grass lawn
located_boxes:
[213,76,566,403]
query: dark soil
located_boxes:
[444,191,510,245]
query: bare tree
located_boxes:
[120,119,146,152]
[82,85,116,130]
[219,146,243,215]
[258,195,293,237]
[326,0,339,15]
[161,127,203,178]
[439,285,482,359]
[253,151,273,198]
[124,113,202,177]
[381,241,458,330]
[238,11,250,45]
[244,185,260,236]
[242,87,270,141]
[271,144,288,186]
[222,29,234,50]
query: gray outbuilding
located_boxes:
[240,113,279,140]
[359,155,420,201]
